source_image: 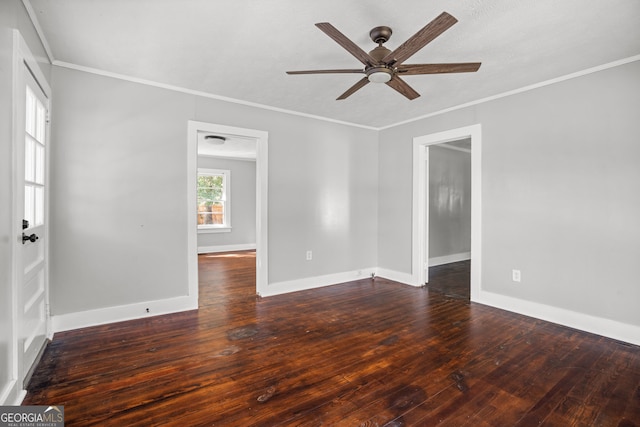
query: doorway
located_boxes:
[187,121,268,301]
[412,124,482,301]
[10,31,53,399]
[426,140,472,298]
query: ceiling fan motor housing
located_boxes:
[369,45,392,63]
[369,26,392,44]
[367,39,394,83]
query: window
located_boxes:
[24,85,46,228]
[197,168,230,232]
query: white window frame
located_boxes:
[197,168,231,233]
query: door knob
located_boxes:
[22,233,39,244]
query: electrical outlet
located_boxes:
[512,269,521,283]
[306,250,312,261]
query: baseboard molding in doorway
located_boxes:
[429,252,471,267]
[376,268,416,287]
[198,243,256,254]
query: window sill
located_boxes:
[198,227,232,234]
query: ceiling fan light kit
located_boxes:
[286,12,481,100]
[367,67,393,83]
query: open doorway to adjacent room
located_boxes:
[412,124,482,302]
[426,139,472,300]
[187,121,268,304]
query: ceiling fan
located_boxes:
[286,12,481,100]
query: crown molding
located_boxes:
[380,54,640,130]
[22,0,640,132]
[52,60,379,131]
[22,0,54,63]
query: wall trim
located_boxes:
[198,243,256,254]
[261,268,377,298]
[476,290,640,347]
[51,295,198,333]
[46,55,639,132]
[429,252,471,267]
[30,13,636,137]
[380,54,640,130]
[375,268,639,346]
[53,61,378,131]
[375,268,416,287]
[0,380,25,406]
[46,267,640,346]
[21,0,54,63]
[21,1,640,132]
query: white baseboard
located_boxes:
[49,264,640,347]
[198,243,256,254]
[261,267,377,297]
[16,389,26,405]
[375,256,472,287]
[376,268,417,287]
[475,290,640,346]
[429,252,471,267]
[0,380,25,406]
[51,294,198,333]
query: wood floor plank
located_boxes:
[468,332,589,426]
[513,341,608,426]
[337,307,546,425]
[381,326,548,425]
[23,253,640,426]
[289,303,522,424]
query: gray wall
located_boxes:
[379,60,640,328]
[5,1,637,375]
[0,0,51,404]
[428,145,471,260]
[49,65,378,315]
[197,156,256,250]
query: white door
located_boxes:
[17,67,50,385]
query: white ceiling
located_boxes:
[198,131,256,160]
[26,0,640,129]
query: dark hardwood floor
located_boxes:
[426,260,471,301]
[24,252,640,426]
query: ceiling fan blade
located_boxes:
[286,69,364,75]
[316,22,376,66]
[386,76,420,100]
[382,12,458,66]
[397,62,481,75]
[337,77,370,100]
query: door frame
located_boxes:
[8,30,52,403]
[187,121,268,299]
[412,124,482,301]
